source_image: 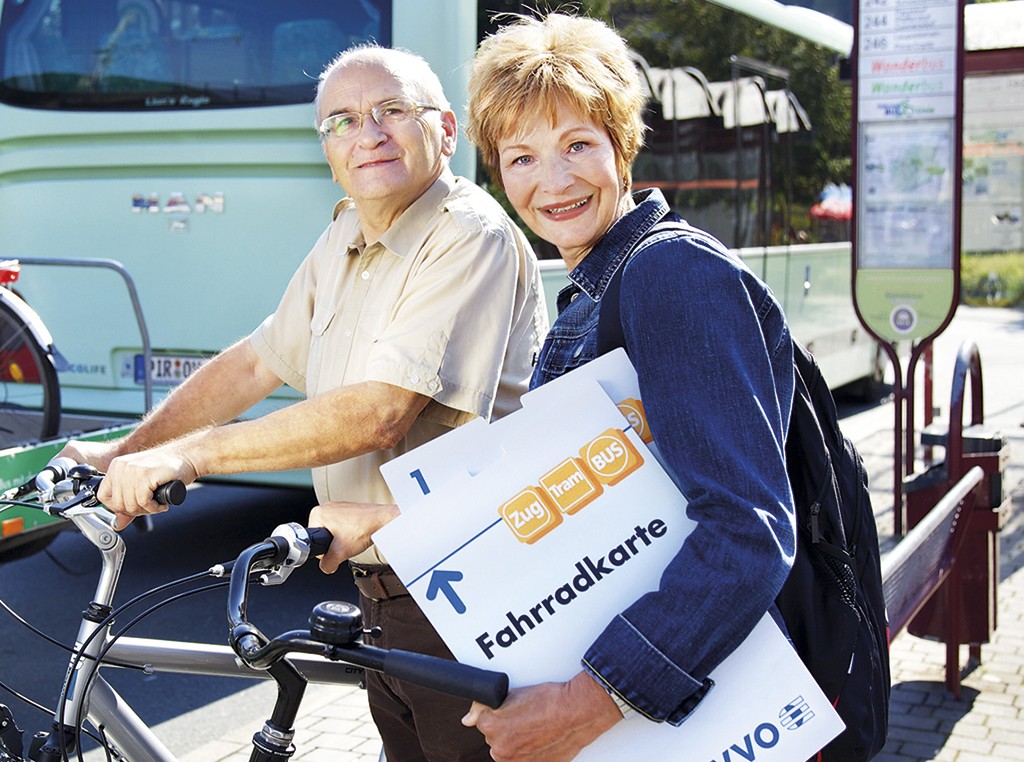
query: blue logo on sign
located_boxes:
[707,696,815,761]
[779,695,816,729]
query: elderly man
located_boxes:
[63,45,547,761]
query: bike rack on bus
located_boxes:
[16,257,154,413]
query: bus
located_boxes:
[0,0,882,558]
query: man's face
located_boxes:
[318,62,456,221]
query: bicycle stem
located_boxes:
[37,511,128,757]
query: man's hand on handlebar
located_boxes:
[307,501,400,573]
[57,438,123,474]
[98,442,200,528]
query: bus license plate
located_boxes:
[133,354,207,386]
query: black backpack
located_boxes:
[596,220,890,761]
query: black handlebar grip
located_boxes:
[382,650,508,709]
[306,526,334,556]
[153,480,187,506]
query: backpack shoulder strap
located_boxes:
[596,218,692,355]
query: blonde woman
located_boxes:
[463,14,797,761]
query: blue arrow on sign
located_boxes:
[427,569,466,614]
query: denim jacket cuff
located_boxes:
[583,614,715,725]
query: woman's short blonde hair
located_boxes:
[466,13,646,190]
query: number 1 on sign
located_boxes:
[410,469,430,495]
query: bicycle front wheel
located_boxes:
[0,297,60,448]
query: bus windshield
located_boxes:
[0,0,391,111]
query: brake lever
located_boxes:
[257,523,330,586]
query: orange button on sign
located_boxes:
[616,397,652,444]
[539,457,603,515]
[499,487,563,544]
[579,428,644,486]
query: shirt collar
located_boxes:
[567,188,671,301]
[336,168,457,257]
[378,168,457,257]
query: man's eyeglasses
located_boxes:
[318,98,441,141]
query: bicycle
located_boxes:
[0,460,509,761]
[0,261,61,450]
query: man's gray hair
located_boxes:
[314,44,451,126]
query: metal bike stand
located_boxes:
[15,257,154,413]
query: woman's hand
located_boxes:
[307,501,399,572]
[462,671,622,761]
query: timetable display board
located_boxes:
[853,0,964,342]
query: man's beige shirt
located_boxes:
[250,170,548,564]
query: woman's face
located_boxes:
[497,103,630,271]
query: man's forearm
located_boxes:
[181,379,431,479]
[119,338,281,455]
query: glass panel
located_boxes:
[0,0,391,110]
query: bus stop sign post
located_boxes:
[851,0,966,536]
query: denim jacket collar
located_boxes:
[567,188,671,301]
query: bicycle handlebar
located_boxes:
[16,457,187,516]
[371,644,509,709]
[227,524,510,709]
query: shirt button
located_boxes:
[573,343,584,358]
[410,373,420,384]
[344,329,352,337]
[361,271,370,280]
[427,380,438,391]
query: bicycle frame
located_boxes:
[74,639,366,762]
[44,507,366,762]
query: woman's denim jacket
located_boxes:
[531,189,796,725]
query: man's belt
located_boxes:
[350,563,409,600]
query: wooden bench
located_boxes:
[880,465,984,697]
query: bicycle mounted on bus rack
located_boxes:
[0,261,61,450]
[0,460,508,761]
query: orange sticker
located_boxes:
[579,428,644,486]
[498,487,563,544]
[539,457,603,515]
[616,397,652,443]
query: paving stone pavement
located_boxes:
[174,417,1024,762]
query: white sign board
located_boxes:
[374,350,843,760]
